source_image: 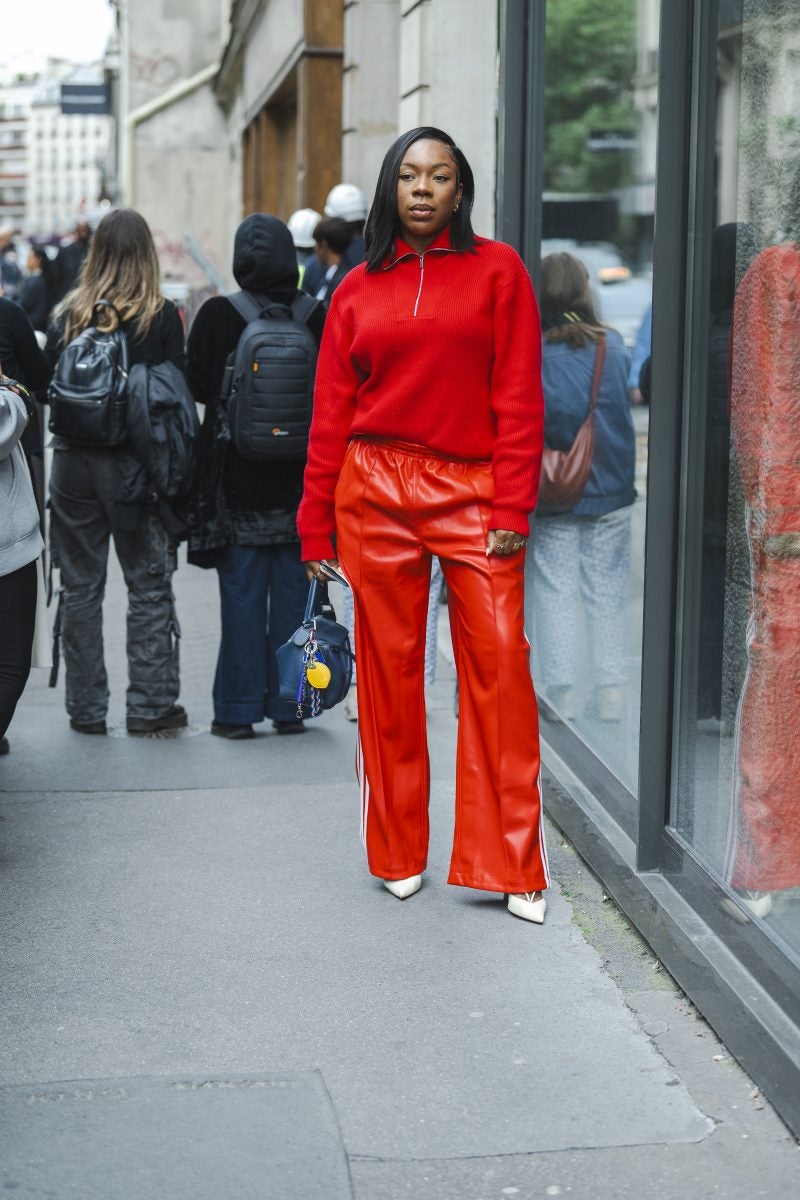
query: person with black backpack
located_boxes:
[186,213,324,740]
[46,208,189,737]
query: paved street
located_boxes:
[1,549,798,1198]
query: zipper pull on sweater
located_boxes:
[413,255,425,317]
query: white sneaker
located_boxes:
[383,875,422,899]
[344,686,358,722]
[507,891,547,923]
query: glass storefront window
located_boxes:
[526,0,660,798]
[671,0,800,949]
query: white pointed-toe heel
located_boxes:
[383,874,422,899]
[507,891,547,923]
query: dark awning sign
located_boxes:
[60,84,110,116]
[586,130,638,152]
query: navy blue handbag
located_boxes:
[276,578,354,717]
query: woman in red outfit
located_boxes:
[297,127,549,922]
[724,238,800,916]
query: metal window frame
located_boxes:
[496,0,546,282]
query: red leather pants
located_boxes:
[335,439,550,893]
[726,514,800,892]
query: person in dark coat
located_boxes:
[55,219,92,301]
[0,296,50,399]
[19,244,57,334]
[0,295,50,490]
[309,216,354,305]
[302,183,367,297]
[0,226,23,300]
[186,213,325,740]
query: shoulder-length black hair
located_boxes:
[364,126,476,271]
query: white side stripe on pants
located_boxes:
[536,770,551,887]
[356,732,370,859]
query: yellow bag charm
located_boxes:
[306,660,331,689]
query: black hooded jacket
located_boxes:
[186,214,325,525]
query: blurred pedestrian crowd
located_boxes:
[0,214,95,332]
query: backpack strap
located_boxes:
[290,293,322,327]
[227,291,264,324]
[228,290,321,328]
[588,333,606,415]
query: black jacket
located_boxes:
[0,297,52,458]
[19,274,53,333]
[0,298,51,391]
[302,234,365,299]
[55,239,90,301]
[187,214,324,517]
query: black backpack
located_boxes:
[48,300,129,445]
[223,291,320,462]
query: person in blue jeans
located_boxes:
[526,251,636,724]
[186,214,325,738]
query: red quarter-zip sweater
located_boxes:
[297,227,544,562]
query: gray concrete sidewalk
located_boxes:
[1,551,798,1199]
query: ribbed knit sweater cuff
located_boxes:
[489,507,530,537]
[300,535,335,563]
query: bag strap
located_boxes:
[588,333,606,415]
[228,290,321,328]
[290,293,322,327]
[227,291,264,324]
[303,577,338,624]
[303,578,319,624]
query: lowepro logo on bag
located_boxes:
[48,300,130,446]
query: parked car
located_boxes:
[540,239,652,348]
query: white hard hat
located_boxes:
[324,183,367,223]
[287,208,322,249]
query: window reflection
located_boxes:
[672,0,800,944]
[725,220,800,921]
[527,0,659,797]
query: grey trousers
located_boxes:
[527,506,632,689]
[49,447,180,723]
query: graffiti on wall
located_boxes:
[130,52,182,91]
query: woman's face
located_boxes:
[396,139,463,249]
[26,247,40,273]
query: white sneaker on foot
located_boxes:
[383,875,422,899]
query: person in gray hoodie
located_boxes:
[0,377,44,752]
